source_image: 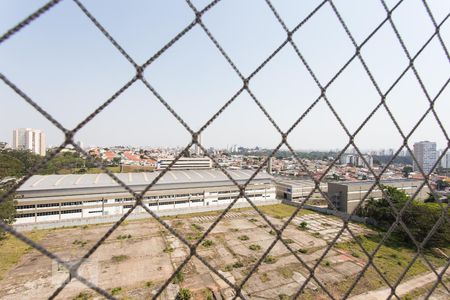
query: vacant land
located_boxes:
[0,204,447,299]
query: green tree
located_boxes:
[1,149,42,173]
[360,185,450,248]
[0,188,16,239]
[402,166,413,178]
[0,154,25,179]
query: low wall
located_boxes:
[13,199,281,232]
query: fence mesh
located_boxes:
[0,0,449,299]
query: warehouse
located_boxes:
[275,179,327,202]
[328,179,429,213]
[14,170,275,224]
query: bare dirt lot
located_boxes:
[0,204,446,299]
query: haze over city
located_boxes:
[1,0,449,150]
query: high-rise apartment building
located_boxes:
[440,150,450,169]
[413,141,437,174]
[12,128,46,156]
[194,133,202,156]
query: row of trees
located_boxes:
[359,186,449,248]
[0,149,104,179]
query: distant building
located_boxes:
[340,154,373,168]
[275,179,327,201]
[12,128,46,156]
[0,141,8,150]
[158,157,212,170]
[413,141,437,174]
[440,150,450,169]
[194,133,202,156]
[328,179,429,214]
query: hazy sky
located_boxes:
[1,0,449,151]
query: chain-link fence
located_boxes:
[0,0,449,299]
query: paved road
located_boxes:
[350,267,449,300]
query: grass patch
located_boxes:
[259,272,270,283]
[172,271,185,284]
[163,246,174,253]
[111,255,129,263]
[334,234,449,295]
[276,266,294,279]
[238,235,249,241]
[72,292,92,300]
[259,204,313,219]
[72,239,88,247]
[0,230,47,281]
[283,238,295,244]
[224,264,233,272]
[116,234,132,240]
[201,239,214,248]
[263,255,277,264]
[111,287,122,296]
[249,244,261,251]
[191,223,204,231]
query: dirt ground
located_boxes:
[0,209,372,300]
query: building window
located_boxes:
[16,213,35,218]
[61,209,82,214]
[37,203,59,208]
[37,211,59,216]
[16,204,35,210]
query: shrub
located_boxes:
[283,238,294,244]
[249,218,258,222]
[117,234,132,240]
[191,223,204,231]
[72,292,91,300]
[163,246,174,253]
[72,240,87,247]
[176,288,192,300]
[238,235,249,241]
[111,287,122,296]
[224,264,233,272]
[263,255,277,264]
[172,271,184,284]
[298,221,308,230]
[249,244,261,251]
[111,255,129,263]
[298,248,307,254]
[202,240,214,248]
[232,261,244,268]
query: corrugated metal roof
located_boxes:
[18,169,272,191]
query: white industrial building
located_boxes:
[14,170,275,224]
[157,157,213,170]
[12,128,46,156]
